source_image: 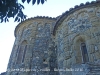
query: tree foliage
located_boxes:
[0,0,46,23]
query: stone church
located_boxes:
[3,0,100,75]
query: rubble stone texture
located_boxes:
[5,1,100,75]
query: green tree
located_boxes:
[0,0,46,23]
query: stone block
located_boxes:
[88,54,94,62]
[94,52,100,59]
[75,57,82,64]
[66,59,71,68]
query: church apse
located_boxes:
[6,17,57,75]
[54,3,100,75]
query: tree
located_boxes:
[0,0,46,23]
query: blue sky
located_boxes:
[0,0,96,73]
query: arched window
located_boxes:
[81,43,89,63]
[16,40,27,64]
[74,35,89,64]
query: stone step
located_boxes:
[89,68,100,71]
[86,73,100,75]
[86,64,100,75]
[88,66,100,71]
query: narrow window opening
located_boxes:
[43,59,46,62]
[16,40,27,64]
[81,43,89,63]
[22,45,27,63]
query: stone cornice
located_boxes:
[53,1,100,35]
[14,16,56,37]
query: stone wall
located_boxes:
[54,5,100,75]
[6,17,57,75]
[6,1,100,75]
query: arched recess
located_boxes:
[16,40,27,64]
[73,35,89,64]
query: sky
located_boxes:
[0,0,96,73]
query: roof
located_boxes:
[14,16,57,37]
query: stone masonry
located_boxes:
[4,1,100,75]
